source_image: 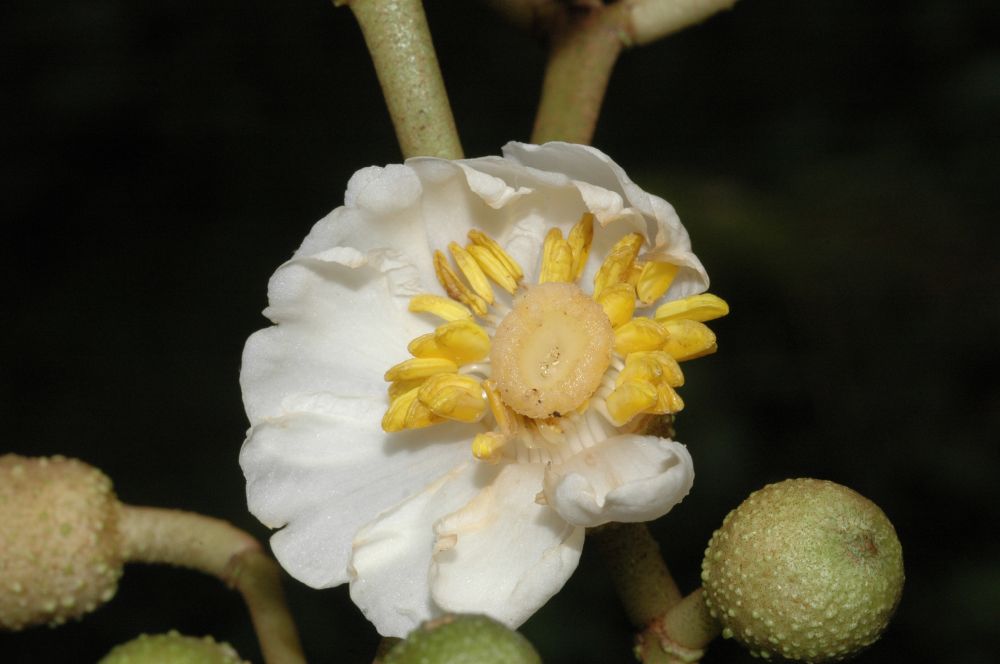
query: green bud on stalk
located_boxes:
[99,631,247,663]
[701,478,904,662]
[384,614,541,664]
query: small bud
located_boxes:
[701,478,904,662]
[99,630,247,663]
[0,454,124,630]
[384,614,541,664]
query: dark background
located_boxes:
[3,0,998,662]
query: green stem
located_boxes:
[590,522,683,628]
[344,0,463,159]
[530,4,630,145]
[637,588,720,663]
[119,506,305,664]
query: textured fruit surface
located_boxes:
[0,454,124,630]
[384,614,541,664]
[99,631,247,663]
[701,478,904,662]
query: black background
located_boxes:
[2,1,998,662]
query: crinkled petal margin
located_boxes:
[542,436,694,528]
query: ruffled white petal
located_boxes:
[543,436,694,528]
[349,462,499,637]
[239,406,472,588]
[430,463,585,628]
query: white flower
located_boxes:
[239,142,728,637]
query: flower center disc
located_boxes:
[491,282,613,419]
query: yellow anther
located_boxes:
[567,213,594,281]
[417,373,486,423]
[539,228,574,283]
[605,380,658,426]
[482,379,517,436]
[467,244,518,294]
[593,233,644,298]
[407,333,445,359]
[468,229,523,281]
[384,357,457,382]
[434,319,490,364]
[472,432,507,463]
[655,293,730,323]
[652,383,685,414]
[625,260,645,288]
[624,350,685,387]
[661,319,718,361]
[382,387,443,432]
[448,242,494,304]
[614,317,670,355]
[388,378,426,401]
[434,250,489,316]
[636,261,681,305]
[408,294,472,321]
[616,354,663,388]
[595,282,636,328]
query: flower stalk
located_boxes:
[342,0,463,159]
[119,506,305,664]
[530,3,629,145]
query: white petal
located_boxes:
[239,406,472,588]
[349,462,499,637]
[430,463,585,628]
[543,436,694,528]
[502,142,709,296]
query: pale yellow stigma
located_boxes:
[490,282,613,419]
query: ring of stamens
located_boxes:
[381,212,730,464]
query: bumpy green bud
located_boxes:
[98,631,247,663]
[0,454,124,630]
[701,478,903,662]
[384,614,541,664]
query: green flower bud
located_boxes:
[98,631,247,663]
[0,454,124,630]
[384,614,541,664]
[701,478,904,662]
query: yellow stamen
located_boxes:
[483,379,517,436]
[433,319,490,364]
[382,387,442,432]
[621,350,684,387]
[655,293,730,323]
[614,317,670,355]
[434,250,489,316]
[384,357,457,382]
[417,374,486,423]
[448,242,494,304]
[472,431,507,463]
[661,319,718,361]
[567,213,594,281]
[636,261,680,305]
[407,333,445,359]
[539,228,574,283]
[468,229,523,281]
[593,233,644,298]
[467,244,518,294]
[407,320,490,364]
[388,377,425,401]
[408,294,472,321]
[595,282,637,329]
[605,380,658,426]
[652,383,685,414]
